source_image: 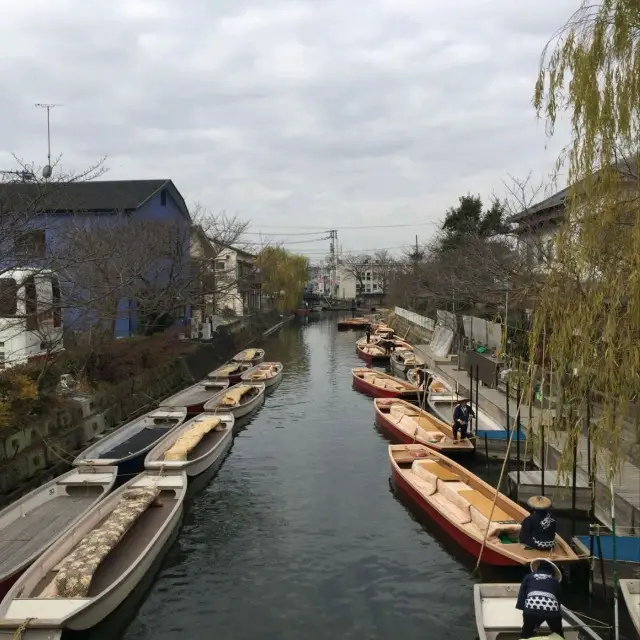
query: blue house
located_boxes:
[0,179,192,337]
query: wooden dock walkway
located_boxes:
[415,345,640,533]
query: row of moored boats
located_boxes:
[0,347,282,639]
[343,318,639,639]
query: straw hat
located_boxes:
[530,558,562,582]
[527,495,552,510]
[456,397,471,404]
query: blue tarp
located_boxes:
[575,534,640,563]
[475,429,526,441]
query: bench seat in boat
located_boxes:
[164,417,223,461]
[48,487,160,598]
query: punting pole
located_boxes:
[516,380,521,489]
[610,479,619,640]
[475,364,479,437]
[540,420,546,497]
[505,378,511,476]
[571,429,578,538]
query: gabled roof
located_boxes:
[511,156,639,223]
[0,179,190,219]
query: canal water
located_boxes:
[110,317,630,640]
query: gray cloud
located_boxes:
[0,0,575,256]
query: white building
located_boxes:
[190,226,262,320]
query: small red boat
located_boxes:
[352,368,419,399]
[374,398,474,454]
[389,444,579,567]
[356,342,390,364]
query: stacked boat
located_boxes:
[0,345,280,637]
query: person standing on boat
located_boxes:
[416,368,432,390]
[519,496,557,551]
[379,337,395,355]
[516,558,564,638]
[452,398,475,442]
[365,326,371,343]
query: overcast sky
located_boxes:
[0,0,576,260]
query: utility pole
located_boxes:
[35,103,62,179]
[328,229,338,299]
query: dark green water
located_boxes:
[108,317,632,640]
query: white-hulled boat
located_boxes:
[620,579,640,636]
[160,380,229,415]
[474,583,604,640]
[0,472,186,638]
[203,382,266,418]
[232,348,265,365]
[390,350,424,379]
[0,467,117,602]
[145,413,234,477]
[240,362,284,389]
[73,408,187,477]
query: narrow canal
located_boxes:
[108,317,627,640]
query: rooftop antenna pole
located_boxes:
[35,103,61,180]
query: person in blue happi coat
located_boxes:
[516,558,564,638]
[452,397,475,442]
[519,495,557,551]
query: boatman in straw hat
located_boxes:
[516,558,564,638]
[519,496,557,551]
[452,397,475,443]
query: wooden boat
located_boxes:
[374,326,395,338]
[73,408,188,476]
[240,362,284,388]
[428,392,526,459]
[337,317,370,331]
[390,350,424,379]
[572,534,640,584]
[145,413,234,478]
[0,472,186,637]
[620,579,640,636]
[352,368,419,399]
[474,583,604,640]
[374,398,474,454]
[407,368,452,394]
[203,382,266,418]
[388,444,579,567]
[0,467,117,602]
[356,342,391,364]
[232,348,265,365]
[161,380,229,415]
[207,361,254,384]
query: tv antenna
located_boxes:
[35,103,62,179]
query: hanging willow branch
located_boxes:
[531,0,640,475]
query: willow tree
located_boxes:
[257,247,309,312]
[532,0,640,471]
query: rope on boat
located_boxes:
[12,618,34,639]
[473,358,535,574]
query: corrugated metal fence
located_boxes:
[394,307,435,332]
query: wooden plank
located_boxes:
[458,489,515,522]
[421,460,460,481]
[0,496,95,577]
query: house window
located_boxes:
[215,260,226,271]
[14,230,46,259]
[0,279,17,316]
[160,190,167,206]
[51,276,62,328]
[25,276,37,331]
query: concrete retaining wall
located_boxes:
[0,311,288,508]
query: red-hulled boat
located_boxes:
[374,398,474,454]
[352,368,419,399]
[388,444,580,567]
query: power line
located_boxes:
[246,221,439,231]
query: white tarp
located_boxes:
[487,321,502,351]
[429,326,454,358]
[436,309,457,330]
